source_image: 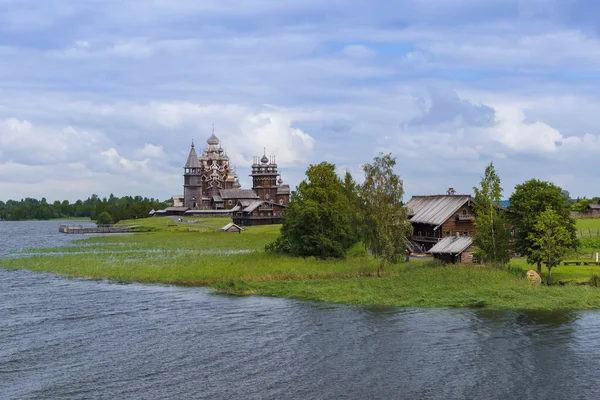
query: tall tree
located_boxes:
[507,179,577,276]
[265,162,356,258]
[527,208,574,283]
[358,153,412,276]
[472,162,511,265]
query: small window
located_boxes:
[228,200,232,205]
[279,199,284,205]
[462,208,467,216]
[463,231,468,236]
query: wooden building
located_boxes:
[233,200,287,226]
[429,235,476,264]
[405,191,476,254]
[221,222,243,233]
[163,130,290,223]
[588,200,600,215]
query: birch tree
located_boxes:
[472,162,511,265]
[358,153,412,276]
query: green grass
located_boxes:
[3,215,600,310]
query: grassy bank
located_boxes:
[2,217,600,310]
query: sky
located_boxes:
[1,0,600,202]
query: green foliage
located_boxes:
[589,274,600,288]
[358,153,412,275]
[472,162,511,265]
[266,162,356,259]
[507,179,577,274]
[96,211,114,226]
[572,198,592,214]
[527,207,576,283]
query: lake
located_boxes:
[2,221,600,399]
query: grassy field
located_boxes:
[3,216,600,310]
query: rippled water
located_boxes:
[2,221,600,399]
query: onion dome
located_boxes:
[278,177,283,185]
[261,154,269,164]
[207,133,219,146]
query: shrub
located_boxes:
[589,274,600,287]
[96,211,114,226]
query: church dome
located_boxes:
[207,133,219,146]
[261,154,269,164]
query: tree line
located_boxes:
[266,155,578,283]
[0,194,169,224]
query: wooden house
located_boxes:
[405,192,476,253]
[233,200,287,226]
[588,200,600,215]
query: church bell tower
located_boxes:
[251,149,279,202]
[183,141,202,209]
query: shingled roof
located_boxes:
[406,195,472,229]
[184,143,200,169]
[219,189,259,199]
[429,236,473,255]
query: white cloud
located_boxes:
[487,107,562,153]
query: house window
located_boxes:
[228,200,232,205]
[279,199,284,205]
[261,212,264,217]
[462,208,467,216]
[472,254,480,264]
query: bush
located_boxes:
[96,211,114,226]
[506,264,527,278]
[589,274,600,287]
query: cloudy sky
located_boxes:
[1,0,599,202]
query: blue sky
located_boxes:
[1,0,600,201]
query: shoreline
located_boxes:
[2,217,600,311]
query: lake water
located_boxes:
[2,221,600,399]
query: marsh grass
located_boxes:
[4,216,600,310]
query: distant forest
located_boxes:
[0,194,170,223]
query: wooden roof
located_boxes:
[219,189,259,199]
[406,195,472,229]
[429,236,473,255]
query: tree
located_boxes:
[358,153,412,276]
[527,208,574,283]
[507,179,577,276]
[342,171,362,246]
[472,162,511,265]
[96,211,115,226]
[265,162,356,259]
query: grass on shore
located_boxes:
[3,216,600,310]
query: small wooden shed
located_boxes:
[221,222,243,233]
[428,235,475,264]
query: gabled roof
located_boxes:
[429,236,473,255]
[588,204,600,210]
[212,194,223,202]
[243,200,265,213]
[221,222,243,231]
[184,144,201,168]
[406,195,472,229]
[219,189,259,199]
